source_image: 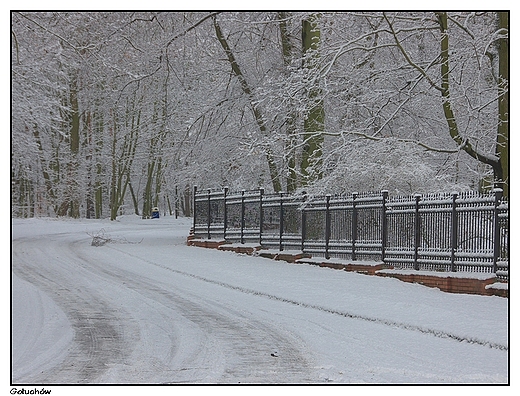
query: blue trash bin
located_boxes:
[152,207,160,219]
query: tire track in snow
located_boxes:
[50,236,321,383]
[12,237,139,383]
[13,233,322,383]
[109,245,508,352]
[73,246,321,383]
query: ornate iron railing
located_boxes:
[192,187,508,280]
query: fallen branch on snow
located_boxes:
[88,229,142,246]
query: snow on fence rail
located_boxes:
[192,187,509,280]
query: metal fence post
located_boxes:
[301,191,307,253]
[381,190,388,263]
[240,189,246,244]
[325,194,331,260]
[175,186,179,219]
[193,185,197,233]
[279,192,284,252]
[207,188,211,240]
[450,192,458,272]
[223,186,229,240]
[493,188,503,273]
[259,188,264,246]
[352,192,358,261]
[414,194,422,270]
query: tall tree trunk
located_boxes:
[95,178,103,219]
[301,14,324,186]
[153,157,163,207]
[85,110,94,219]
[94,110,104,219]
[30,124,57,208]
[496,11,508,197]
[278,12,299,193]
[68,74,81,218]
[142,161,155,218]
[128,180,139,215]
[183,185,191,217]
[110,113,118,220]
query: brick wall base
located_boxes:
[258,251,311,263]
[187,238,229,249]
[187,235,507,297]
[219,244,262,255]
[297,258,386,275]
[376,270,508,297]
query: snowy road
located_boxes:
[11,216,509,384]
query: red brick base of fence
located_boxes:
[296,258,387,275]
[219,243,262,255]
[258,251,312,263]
[376,269,508,298]
[187,235,508,298]
[187,237,229,250]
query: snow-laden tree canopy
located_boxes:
[11,11,508,218]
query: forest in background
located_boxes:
[11,11,508,219]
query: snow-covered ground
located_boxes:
[11,215,509,386]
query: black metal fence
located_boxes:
[192,187,509,280]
